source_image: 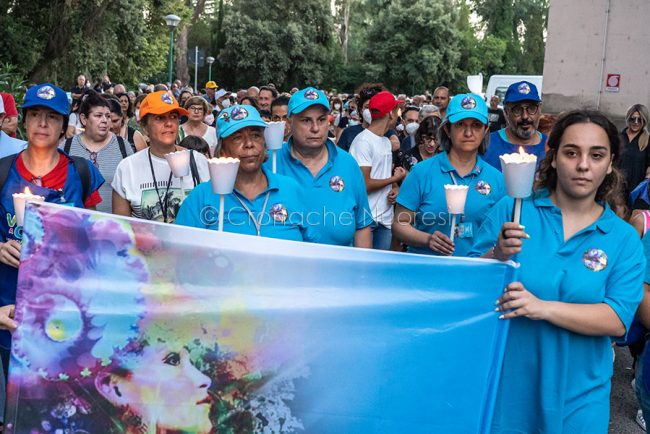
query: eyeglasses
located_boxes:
[188,106,204,113]
[509,104,539,117]
[420,136,437,144]
[629,116,643,124]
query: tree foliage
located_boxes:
[0,0,549,93]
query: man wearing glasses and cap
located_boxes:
[483,81,547,171]
[203,81,219,105]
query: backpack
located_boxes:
[0,153,92,202]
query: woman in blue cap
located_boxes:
[0,82,104,422]
[392,93,505,256]
[176,105,313,241]
[470,109,644,433]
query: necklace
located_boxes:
[148,149,173,223]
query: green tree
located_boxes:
[361,0,464,94]
[216,0,335,89]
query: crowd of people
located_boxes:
[0,74,650,433]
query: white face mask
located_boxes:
[221,99,231,108]
[362,108,373,125]
[405,122,420,136]
[348,120,360,126]
[396,123,405,132]
[334,103,341,110]
[135,109,140,122]
[204,113,215,125]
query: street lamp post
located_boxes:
[206,56,215,81]
[164,14,181,84]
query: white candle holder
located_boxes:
[13,187,45,227]
[499,149,537,225]
[264,121,285,174]
[444,185,469,242]
[208,157,240,231]
[165,149,191,200]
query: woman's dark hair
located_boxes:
[240,96,259,110]
[178,135,210,158]
[535,109,626,216]
[415,115,441,147]
[115,92,133,118]
[355,82,385,109]
[79,90,110,119]
[104,96,123,117]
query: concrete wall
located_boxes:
[542,0,650,120]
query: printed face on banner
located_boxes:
[6,202,513,434]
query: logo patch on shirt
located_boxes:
[161,92,174,104]
[461,96,476,110]
[518,83,531,95]
[37,86,56,100]
[270,203,288,222]
[304,89,319,100]
[582,248,608,272]
[329,176,345,192]
[231,106,249,121]
[475,180,491,195]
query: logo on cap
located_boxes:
[329,176,345,192]
[461,96,476,110]
[37,86,56,100]
[518,83,531,95]
[304,89,319,100]
[231,107,249,121]
[219,112,230,123]
[161,93,174,104]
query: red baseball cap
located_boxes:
[369,91,399,119]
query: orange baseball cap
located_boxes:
[139,91,189,118]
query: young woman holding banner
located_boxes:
[392,93,505,256]
[470,109,644,433]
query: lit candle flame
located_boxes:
[518,146,525,156]
[24,186,32,195]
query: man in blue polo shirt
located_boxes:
[483,81,547,171]
[270,87,372,247]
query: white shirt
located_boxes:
[181,124,219,156]
[349,128,393,226]
[112,148,210,222]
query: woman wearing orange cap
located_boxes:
[111,91,210,223]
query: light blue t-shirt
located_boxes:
[483,128,547,171]
[396,151,505,256]
[175,167,313,242]
[268,138,372,246]
[469,190,645,433]
[0,132,26,159]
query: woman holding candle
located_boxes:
[0,83,104,414]
[111,91,210,223]
[392,93,505,256]
[470,109,644,433]
[175,105,313,242]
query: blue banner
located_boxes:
[6,202,514,433]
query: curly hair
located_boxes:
[534,109,627,217]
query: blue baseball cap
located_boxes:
[288,87,330,116]
[504,81,541,104]
[217,105,267,139]
[22,83,70,117]
[445,93,488,125]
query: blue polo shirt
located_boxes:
[269,138,372,246]
[0,132,26,159]
[396,152,505,256]
[175,167,313,242]
[483,129,547,171]
[469,190,644,433]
